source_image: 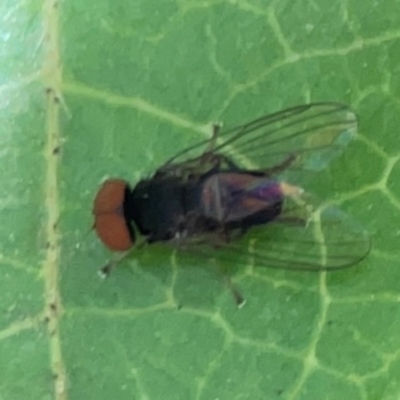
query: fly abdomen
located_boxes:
[200,172,284,227]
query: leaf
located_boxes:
[1,0,399,399]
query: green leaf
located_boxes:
[1,0,399,399]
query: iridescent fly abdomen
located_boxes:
[200,172,284,231]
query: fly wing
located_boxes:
[161,102,357,176]
[169,193,370,271]
[235,200,371,271]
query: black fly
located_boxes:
[93,102,371,296]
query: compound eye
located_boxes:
[93,179,128,214]
[94,213,134,251]
[93,179,135,251]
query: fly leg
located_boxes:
[99,240,147,277]
[217,226,231,244]
[202,123,240,170]
[196,124,221,168]
[99,252,129,278]
[156,122,223,179]
[209,225,236,247]
[275,216,307,227]
[265,153,297,176]
[204,123,221,153]
[200,123,243,173]
[222,156,242,172]
[210,227,246,307]
[226,277,246,308]
[214,259,246,308]
[247,153,297,177]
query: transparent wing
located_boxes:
[163,102,357,174]
[168,195,370,271]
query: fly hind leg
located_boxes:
[204,123,222,153]
[266,153,297,176]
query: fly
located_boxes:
[93,102,371,302]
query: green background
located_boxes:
[1,0,400,399]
